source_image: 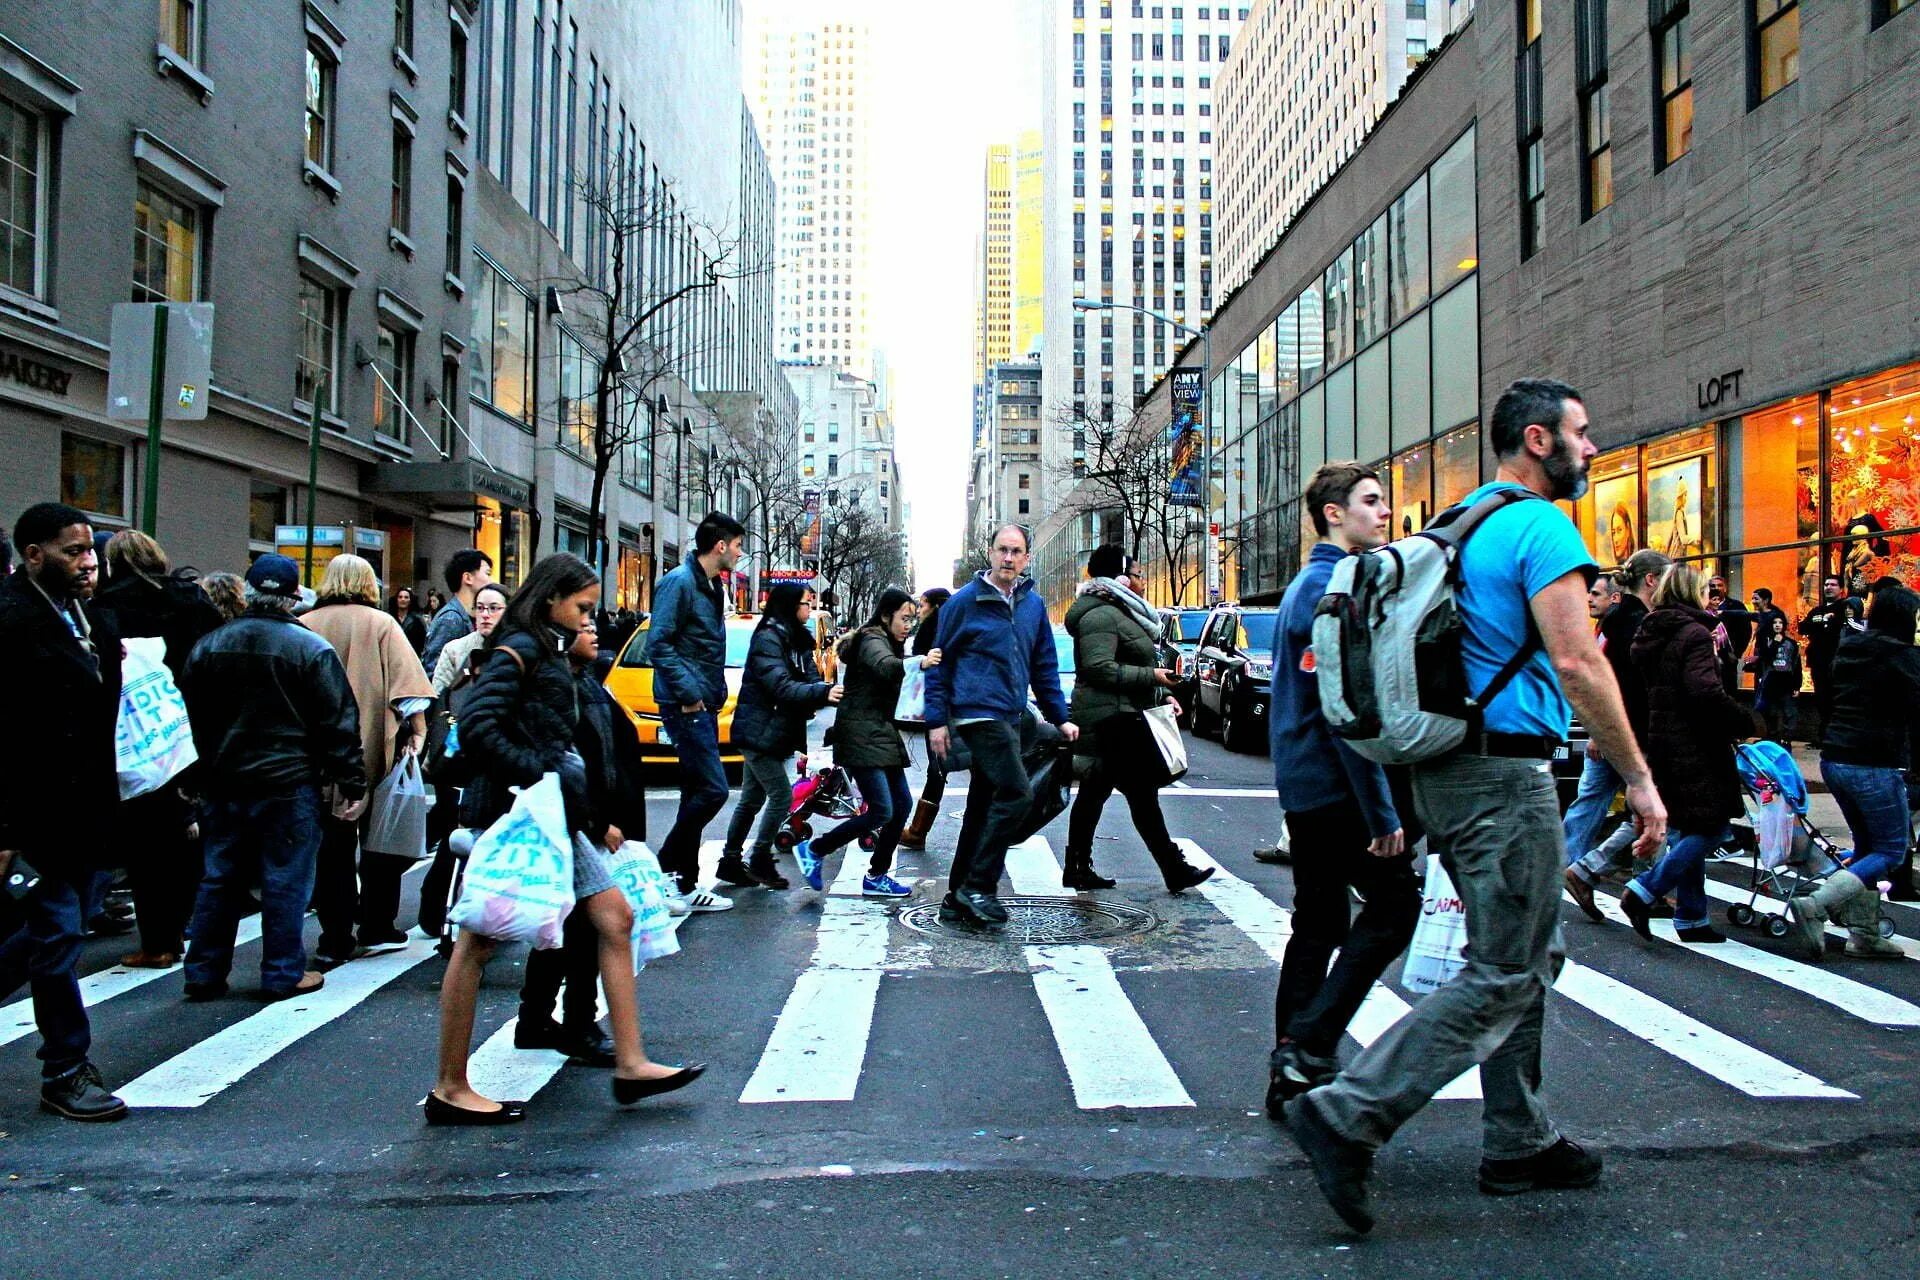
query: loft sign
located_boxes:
[1697,368,1745,411]
[0,346,73,396]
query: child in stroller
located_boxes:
[775,756,875,855]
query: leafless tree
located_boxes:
[707,418,812,580]
[815,497,906,623]
[1046,402,1210,605]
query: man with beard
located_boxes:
[1284,379,1668,1232]
[1800,576,1860,744]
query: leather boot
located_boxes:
[1061,848,1116,891]
[1151,844,1215,894]
[897,799,938,851]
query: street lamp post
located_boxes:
[1073,299,1216,601]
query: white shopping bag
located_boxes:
[363,753,430,860]
[1142,703,1189,782]
[448,772,575,948]
[115,636,198,799]
[1402,855,1469,995]
[605,839,681,970]
[894,654,927,723]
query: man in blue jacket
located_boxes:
[926,524,1078,924]
[1266,463,1416,1118]
[649,512,745,911]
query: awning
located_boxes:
[365,459,532,509]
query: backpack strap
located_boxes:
[1430,488,1548,717]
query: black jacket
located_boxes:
[397,610,428,655]
[180,607,363,800]
[732,618,832,757]
[1800,597,1860,668]
[457,626,583,828]
[1597,595,1651,742]
[1821,630,1920,770]
[832,627,910,769]
[0,569,123,865]
[100,572,224,678]
[1633,605,1758,833]
[574,670,647,843]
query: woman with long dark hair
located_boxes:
[429,553,701,1124]
[796,588,940,896]
[390,586,428,655]
[898,586,952,851]
[715,583,841,890]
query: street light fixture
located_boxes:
[1071,298,1217,601]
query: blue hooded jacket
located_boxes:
[924,572,1068,729]
[646,550,728,710]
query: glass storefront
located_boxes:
[475,494,532,591]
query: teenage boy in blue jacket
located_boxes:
[1265,462,1417,1119]
[926,523,1078,925]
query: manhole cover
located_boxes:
[895,895,1159,943]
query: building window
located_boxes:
[1654,3,1693,167]
[1752,1,1799,104]
[448,18,469,121]
[295,275,341,411]
[0,94,48,300]
[445,172,463,276]
[557,328,597,457]
[131,181,199,303]
[1516,2,1545,259]
[62,435,128,523]
[1576,0,1611,217]
[371,323,413,443]
[393,0,413,58]
[305,43,336,171]
[160,0,200,64]
[1018,498,1030,514]
[469,253,532,425]
[391,121,412,235]
[1877,0,1917,26]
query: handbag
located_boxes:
[115,636,198,799]
[1401,856,1470,995]
[1009,742,1075,845]
[423,645,524,787]
[893,655,927,725]
[1094,703,1189,789]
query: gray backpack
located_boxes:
[1311,489,1544,764]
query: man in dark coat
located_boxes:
[1800,575,1861,744]
[0,503,129,1120]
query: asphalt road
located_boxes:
[3,724,1918,1278]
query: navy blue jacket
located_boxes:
[646,551,728,710]
[924,572,1068,729]
[1270,541,1398,838]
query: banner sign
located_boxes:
[1168,369,1204,508]
[799,490,823,557]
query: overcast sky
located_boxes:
[746,0,1042,588]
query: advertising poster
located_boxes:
[1169,368,1203,508]
[1591,472,1640,567]
[1647,456,1705,560]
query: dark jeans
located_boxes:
[520,905,601,1030]
[1629,826,1728,930]
[658,706,729,892]
[120,786,204,955]
[314,811,410,954]
[948,720,1032,896]
[817,765,914,875]
[1756,682,1797,742]
[1065,764,1186,879]
[1276,800,1421,1058]
[918,759,948,806]
[1823,758,1911,883]
[187,785,324,993]
[0,865,92,1079]
[723,749,797,864]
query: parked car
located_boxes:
[1155,607,1212,725]
[1192,604,1279,753]
[1052,623,1077,702]
[603,616,759,766]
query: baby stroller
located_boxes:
[1724,740,1896,940]
[776,756,875,853]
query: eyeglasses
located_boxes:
[473,603,505,615]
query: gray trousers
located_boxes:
[1308,753,1567,1161]
[722,749,796,863]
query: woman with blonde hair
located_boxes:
[200,571,246,621]
[301,554,436,964]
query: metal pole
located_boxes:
[1201,324,1215,602]
[140,304,170,536]
[304,377,324,586]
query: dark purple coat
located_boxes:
[1631,605,1760,834]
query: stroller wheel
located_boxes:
[774,828,796,850]
[858,833,877,852]
[1880,914,1898,940]
[1727,903,1756,928]
[1766,914,1791,939]
[797,821,814,841]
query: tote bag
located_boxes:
[1402,855,1470,995]
[448,772,574,948]
[893,655,927,726]
[115,636,198,799]
[605,839,681,969]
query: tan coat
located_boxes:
[302,601,436,787]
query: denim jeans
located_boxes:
[1628,826,1728,930]
[1572,820,1640,884]
[948,720,1033,896]
[0,866,92,1079]
[314,811,409,955]
[658,706,730,892]
[817,765,914,876]
[1822,759,1911,884]
[1310,753,1566,1160]
[724,748,797,864]
[186,784,324,993]
[1560,752,1624,867]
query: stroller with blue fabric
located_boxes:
[1723,740,1895,940]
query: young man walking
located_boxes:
[422,549,494,671]
[1265,463,1417,1116]
[651,512,745,911]
[1285,379,1669,1233]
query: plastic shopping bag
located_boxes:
[448,772,574,948]
[1401,855,1469,995]
[115,636,198,799]
[605,839,681,969]
[363,753,430,860]
[893,655,927,724]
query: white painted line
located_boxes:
[1697,876,1920,960]
[949,787,1279,800]
[739,849,891,1104]
[1176,839,1479,1100]
[1554,959,1853,1099]
[1003,837,1068,895]
[465,1018,571,1103]
[119,937,439,1108]
[1575,888,1920,1027]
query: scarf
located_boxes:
[1077,576,1161,638]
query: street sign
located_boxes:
[106,302,214,422]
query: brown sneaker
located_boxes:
[1563,867,1603,923]
[119,950,180,969]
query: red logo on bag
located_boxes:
[1299,646,1316,673]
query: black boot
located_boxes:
[1061,849,1115,891]
[1153,845,1215,894]
[1888,851,1918,903]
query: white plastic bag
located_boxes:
[894,654,926,723]
[363,753,430,860]
[1143,703,1189,782]
[115,636,198,799]
[605,839,680,969]
[1402,856,1470,995]
[448,772,574,948]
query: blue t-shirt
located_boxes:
[1455,481,1597,738]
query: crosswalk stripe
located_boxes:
[1007,838,1193,1109]
[739,850,889,1104]
[1571,888,1920,1026]
[1174,839,1480,1101]
[947,787,1279,800]
[1697,876,1920,960]
[119,935,439,1108]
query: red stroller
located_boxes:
[775,755,877,852]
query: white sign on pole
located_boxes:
[106,302,215,422]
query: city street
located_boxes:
[3,729,1919,1276]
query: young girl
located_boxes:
[1753,615,1802,744]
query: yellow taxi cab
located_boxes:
[605,616,759,765]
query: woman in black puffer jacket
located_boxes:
[715,583,840,890]
[430,554,701,1127]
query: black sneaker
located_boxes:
[1478,1136,1603,1196]
[1266,1045,1337,1120]
[1618,890,1654,939]
[514,1018,568,1052]
[1285,1097,1375,1233]
[715,857,759,888]
[748,858,790,890]
[40,1063,128,1123]
[557,1024,618,1068]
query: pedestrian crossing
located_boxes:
[5,832,1919,1121]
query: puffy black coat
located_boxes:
[574,669,647,842]
[1632,605,1758,834]
[100,572,224,678]
[0,569,124,868]
[1821,629,1920,770]
[731,618,832,757]
[832,627,910,769]
[457,626,584,829]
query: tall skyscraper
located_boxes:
[976,144,1016,429]
[1012,128,1046,358]
[1216,1,1474,295]
[746,5,876,378]
[1039,0,1248,514]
